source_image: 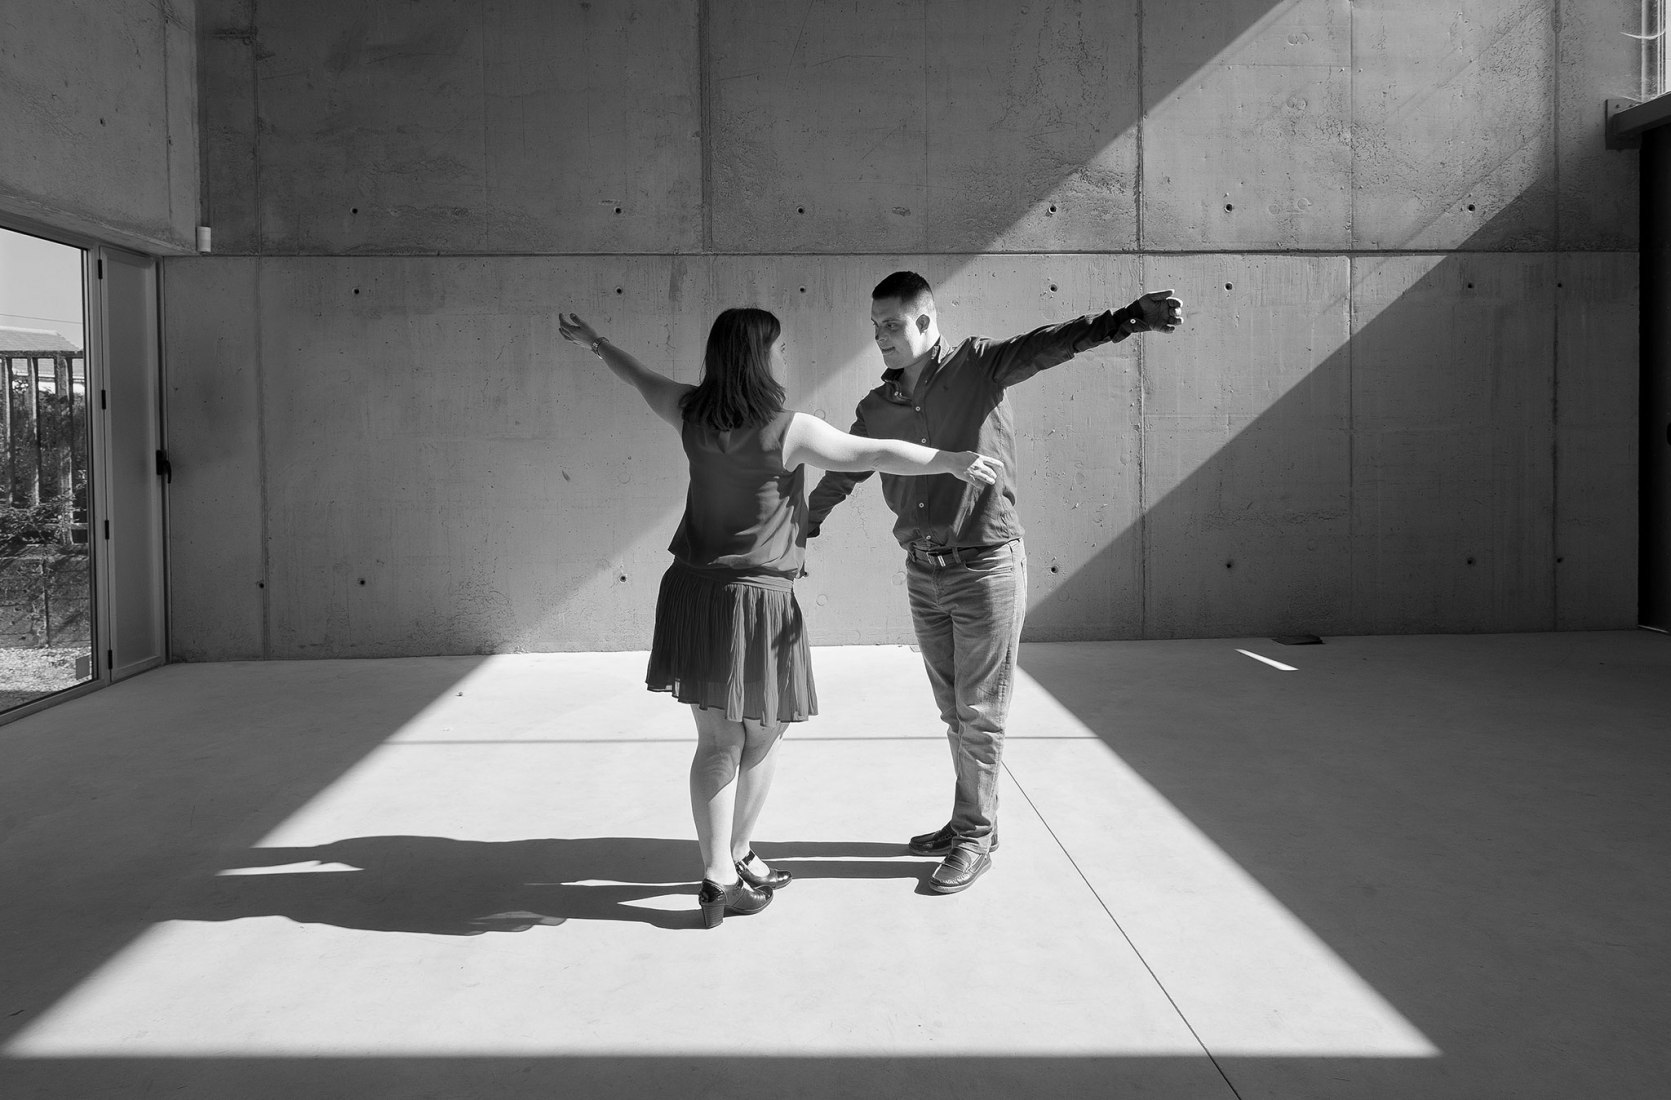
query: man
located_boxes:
[808,271,1183,893]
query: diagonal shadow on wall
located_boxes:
[1022,180,1635,641]
[182,0,1297,658]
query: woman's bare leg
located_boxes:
[730,718,785,863]
[689,705,746,883]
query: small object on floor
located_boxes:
[908,823,1000,857]
[735,849,791,890]
[1272,634,1324,645]
[927,843,991,894]
[698,877,772,928]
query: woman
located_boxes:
[558,308,1001,928]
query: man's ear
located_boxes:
[915,313,931,333]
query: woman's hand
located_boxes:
[558,312,601,349]
[947,451,1003,487]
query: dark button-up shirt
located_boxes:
[808,308,1138,550]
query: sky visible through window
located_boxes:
[0,227,83,351]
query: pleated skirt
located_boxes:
[646,561,818,724]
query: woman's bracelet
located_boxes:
[589,336,608,356]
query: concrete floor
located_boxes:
[0,632,1667,1099]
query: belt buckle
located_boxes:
[917,545,953,568]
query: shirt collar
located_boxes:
[880,336,947,386]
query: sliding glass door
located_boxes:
[0,224,169,718]
[0,227,95,709]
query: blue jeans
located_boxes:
[904,540,1028,849]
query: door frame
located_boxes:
[0,212,169,724]
[96,243,169,681]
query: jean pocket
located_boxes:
[962,543,1017,575]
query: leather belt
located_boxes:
[907,542,1007,568]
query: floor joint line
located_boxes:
[1002,758,1246,1100]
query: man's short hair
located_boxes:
[872,270,935,312]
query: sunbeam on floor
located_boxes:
[5,634,1669,1099]
[4,646,1431,1062]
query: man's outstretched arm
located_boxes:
[985,289,1184,387]
[805,411,873,538]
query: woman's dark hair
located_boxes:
[680,307,786,430]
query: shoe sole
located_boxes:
[909,838,1000,858]
[926,857,991,895]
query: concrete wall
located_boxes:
[0,0,198,253]
[165,0,1641,658]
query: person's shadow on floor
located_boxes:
[170,836,922,934]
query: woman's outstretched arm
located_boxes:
[558,312,691,429]
[782,412,1002,487]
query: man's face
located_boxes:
[870,296,934,370]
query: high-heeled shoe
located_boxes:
[734,849,791,890]
[698,877,772,929]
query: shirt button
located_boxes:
[917,502,925,509]
[920,438,928,444]
[914,406,921,412]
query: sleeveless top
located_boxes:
[667,409,807,580]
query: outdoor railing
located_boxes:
[0,352,90,650]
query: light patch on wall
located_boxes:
[1148,2,1317,118]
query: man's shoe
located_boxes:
[927,843,991,894]
[908,824,1000,857]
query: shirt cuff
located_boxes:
[1101,306,1139,344]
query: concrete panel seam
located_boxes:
[255,257,270,658]
[158,258,175,657]
[477,4,490,250]
[1347,252,1357,627]
[920,0,929,249]
[162,1,175,235]
[253,0,264,255]
[1136,0,1145,254]
[1550,1,1559,250]
[196,5,211,231]
[1545,253,1560,632]
[1348,0,1355,247]
[699,0,713,253]
[1137,250,1148,637]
